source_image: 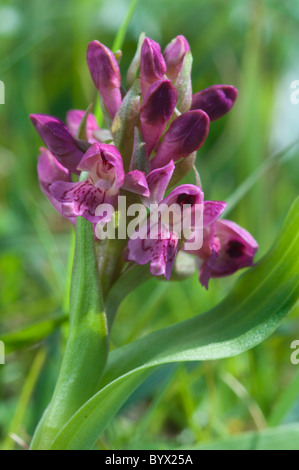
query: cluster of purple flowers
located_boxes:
[30,35,258,288]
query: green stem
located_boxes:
[97,238,128,298]
[105,264,152,331]
[30,217,109,450]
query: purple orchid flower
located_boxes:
[185,219,258,289]
[87,41,122,118]
[49,143,125,223]
[127,161,226,280]
[140,79,178,156]
[140,37,167,97]
[31,34,257,291]
[30,114,85,173]
[127,184,203,280]
[150,110,210,170]
[191,85,238,121]
[163,35,190,83]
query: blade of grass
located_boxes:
[112,0,140,53]
[0,29,51,75]
[221,372,267,431]
[269,369,299,427]
[2,348,47,450]
[225,139,299,215]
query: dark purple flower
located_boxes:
[185,219,258,289]
[151,110,210,169]
[191,85,238,121]
[30,114,84,173]
[87,41,122,118]
[163,35,190,82]
[140,37,167,97]
[140,79,177,156]
[49,143,125,223]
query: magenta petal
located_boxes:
[163,35,190,82]
[127,224,178,280]
[140,79,177,156]
[37,148,74,220]
[66,109,99,142]
[199,219,259,289]
[144,160,175,205]
[30,114,84,173]
[49,180,107,223]
[216,219,259,255]
[38,147,70,185]
[151,110,210,169]
[140,37,167,97]
[122,170,150,197]
[77,143,125,192]
[162,184,204,235]
[87,41,122,118]
[191,85,238,121]
[162,183,204,208]
[150,235,178,280]
[203,200,227,227]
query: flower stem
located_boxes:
[30,217,109,450]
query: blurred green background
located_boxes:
[0,0,299,450]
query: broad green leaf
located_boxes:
[183,424,299,450]
[49,198,299,450]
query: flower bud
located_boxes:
[140,37,167,97]
[140,79,177,156]
[191,85,238,121]
[163,35,190,82]
[87,41,122,118]
[151,110,210,169]
[30,114,84,173]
